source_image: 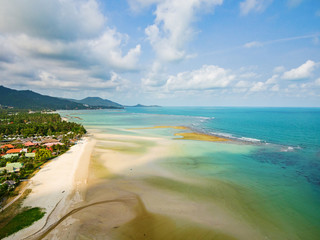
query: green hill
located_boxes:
[70,97,123,109]
[127,104,161,107]
[0,86,86,110]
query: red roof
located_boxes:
[1,144,14,149]
[6,149,22,154]
[46,147,53,152]
[24,141,36,147]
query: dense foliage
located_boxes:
[35,149,52,162]
[0,85,86,110]
[0,110,86,138]
[72,97,123,108]
[0,109,86,203]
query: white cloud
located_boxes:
[235,80,251,88]
[28,71,81,88]
[140,0,223,61]
[0,0,106,40]
[273,66,285,73]
[141,61,168,88]
[266,74,278,84]
[135,0,223,89]
[270,84,280,92]
[0,0,141,93]
[249,81,267,92]
[244,41,262,48]
[165,65,234,91]
[315,78,320,86]
[89,30,141,70]
[239,0,273,15]
[25,70,128,91]
[289,83,298,88]
[239,72,259,79]
[282,60,317,80]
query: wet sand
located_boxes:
[12,125,305,240]
[41,129,275,240]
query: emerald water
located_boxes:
[60,107,320,239]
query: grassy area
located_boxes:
[0,189,31,228]
[0,207,45,239]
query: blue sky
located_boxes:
[0,0,319,106]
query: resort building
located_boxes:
[6,149,22,154]
[24,141,37,147]
[1,153,19,159]
[25,153,36,158]
[0,162,23,173]
[0,144,14,149]
[2,180,16,189]
[42,138,59,144]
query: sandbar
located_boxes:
[42,130,269,240]
[174,132,230,142]
[130,125,230,142]
[10,127,284,240]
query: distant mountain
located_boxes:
[70,97,123,109]
[127,104,161,107]
[0,85,87,110]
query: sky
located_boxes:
[0,0,320,107]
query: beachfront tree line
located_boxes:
[0,110,86,138]
[0,110,86,203]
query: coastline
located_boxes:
[4,121,319,239]
[5,135,95,240]
[40,129,268,240]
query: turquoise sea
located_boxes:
[60,107,320,239]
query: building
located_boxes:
[0,162,23,173]
[6,149,22,154]
[0,144,14,149]
[25,153,36,158]
[41,138,59,144]
[43,142,63,147]
[24,141,36,147]
[2,180,16,189]
[1,153,19,159]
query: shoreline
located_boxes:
[6,123,314,239]
[40,129,267,240]
[5,135,95,240]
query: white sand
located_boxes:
[48,131,264,240]
[12,130,266,240]
[5,137,94,240]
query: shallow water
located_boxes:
[59,107,320,239]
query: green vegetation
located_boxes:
[0,109,86,203]
[0,110,86,138]
[71,97,123,109]
[0,207,45,239]
[0,189,32,237]
[0,85,123,110]
[0,85,86,110]
[35,149,52,162]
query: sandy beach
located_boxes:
[5,127,303,240]
[4,136,95,240]
[38,129,271,240]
